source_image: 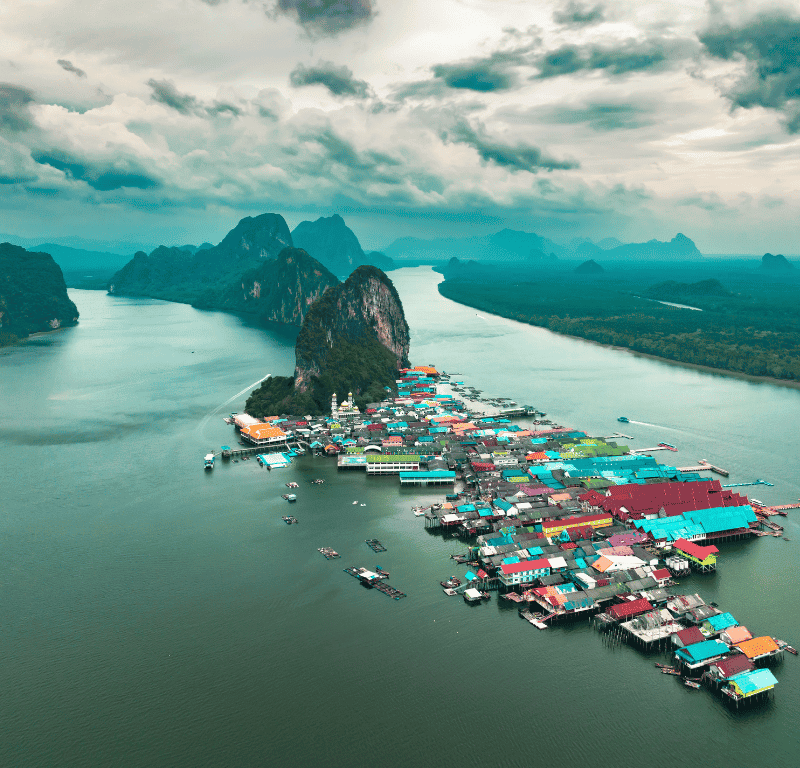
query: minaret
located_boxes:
[331,392,338,417]
[347,392,354,409]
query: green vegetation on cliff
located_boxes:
[245,335,399,416]
[0,243,79,346]
[437,260,800,381]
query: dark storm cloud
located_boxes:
[699,13,800,132]
[146,78,199,114]
[57,59,87,78]
[0,83,36,133]
[432,52,522,92]
[529,101,654,131]
[31,149,161,191]
[442,120,579,173]
[289,61,370,97]
[534,38,674,78]
[553,2,605,28]
[275,0,374,36]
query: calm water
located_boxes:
[1,271,798,767]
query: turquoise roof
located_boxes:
[730,669,778,694]
[676,640,729,663]
[706,612,738,631]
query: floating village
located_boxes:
[206,366,797,710]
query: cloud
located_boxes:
[527,101,655,131]
[31,148,161,191]
[289,60,370,97]
[274,0,374,36]
[297,123,402,184]
[553,2,605,28]
[441,119,579,173]
[146,78,199,114]
[207,101,242,116]
[699,12,800,132]
[0,83,36,133]
[432,52,522,92]
[57,59,87,78]
[534,38,678,79]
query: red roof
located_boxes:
[500,559,550,575]
[675,626,705,646]
[651,568,671,581]
[607,598,653,620]
[712,655,755,679]
[599,479,749,520]
[673,538,719,560]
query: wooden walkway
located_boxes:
[365,539,387,552]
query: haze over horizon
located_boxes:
[2,0,799,254]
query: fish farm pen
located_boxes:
[212,364,795,710]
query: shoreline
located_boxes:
[435,284,800,392]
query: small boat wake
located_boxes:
[197,373,271,440]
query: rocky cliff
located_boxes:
[294,264,410,390]
[0,243,79,345]
[245,265,410,417]
[217,247,339,325]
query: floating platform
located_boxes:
[343,566,405,599]
[365,539,387,552]
[318,547,340,559]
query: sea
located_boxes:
[1,268,798,767]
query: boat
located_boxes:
[204,453,215,470]
[311,479,324,484]
[684,680,701,689]
[282,494,297,502]
[282,516,298,524]
[617,416,629,423]
[352,501,358,505]
[440,576,462,589]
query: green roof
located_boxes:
[365,454,421,463]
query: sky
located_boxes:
[2,0,800,253]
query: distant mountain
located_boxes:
[291,214,394,276]
[597,237,623,250]
[32,243,131,272]
[385,228,564,263]
[761,253,794,270]
[175,243,213,255]
[602,233,702,261]
[574,259,604,274]
[0,243,79,346]
[386,230,702,263]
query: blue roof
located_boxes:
[730,669,778,694]
[676,640,729,663]
[706,612,738,631]
[464,570,478,581]
[399,470,456,479]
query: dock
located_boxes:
[365,539,387,552]
[678,460,729,476]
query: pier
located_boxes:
[678,460,729,476]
